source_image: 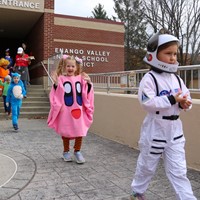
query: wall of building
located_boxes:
[53,15,125,74]
[90,92,200,171]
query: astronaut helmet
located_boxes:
[143,28,179,73]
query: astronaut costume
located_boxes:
[131,30,197,200]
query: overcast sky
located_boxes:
[54,0,117,18]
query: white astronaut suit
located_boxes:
[131,30,197,200]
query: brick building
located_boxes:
[0,0,124,84]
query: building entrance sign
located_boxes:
[55,48,110,68]
[0,0,42,10]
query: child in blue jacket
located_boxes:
[6,73,26,130]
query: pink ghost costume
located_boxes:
[47,75,94,138]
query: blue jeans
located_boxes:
[3,95,11,113]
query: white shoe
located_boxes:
[63,152,72,162]
[74,151,85,164]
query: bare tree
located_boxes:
[142,0,200,65]
[114,0,148,70]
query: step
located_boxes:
[0,97,49,103]
[0,105,49,111]
[27,85,43,88]
[0,112,49,119]
[23,97,49,102]
[24,93,48,97]
[0,84,50,119]
[22,101,50,107]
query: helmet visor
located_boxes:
[147,28,170,52]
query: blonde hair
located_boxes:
[0,58,10,67]
[55,55,83,76]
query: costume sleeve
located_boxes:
[0,80,5,86]
[138,73,172,112]
[47,81,63,126]
[82,80,94,121]
[6,85,12,103]
[179,77,192,111]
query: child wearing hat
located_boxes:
[5,48,13,74]
[0,58,10,96]
[0,75,11,116]
[6,73,26,130]
[130,29,196,200]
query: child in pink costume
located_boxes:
[47,55,94,164]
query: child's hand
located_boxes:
[174,91,185,103]
[174,92,192,109]
[81,72,91,84]
[179,95,192,109]
[18,94,23,99]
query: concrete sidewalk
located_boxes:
[0,119,200,200]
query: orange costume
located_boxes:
[0,58,10,95]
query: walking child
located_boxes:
[0,58,10,97]
[0,75,11,116]
[47,55,94,164]
[130,29,197,200]
[5,48,14,74]
[6,73,26,130]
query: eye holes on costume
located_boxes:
[147,28,170,52]
[76,82,82,106]
[63,81,82,106]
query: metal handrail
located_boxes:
[89,65,200,94]
[44,52,200,95]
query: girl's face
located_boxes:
[157,44,178,64]
[64,60,77,76]
[13,76,20,84]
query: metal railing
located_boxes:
[44,53,200,95]
[89,65,200,94]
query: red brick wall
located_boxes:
[44,0,54,9]
[53,15,125,73]
[53,42,124,73]
[43,12,54,59]
[28,0,125,80]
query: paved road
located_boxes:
[0,118,200,200]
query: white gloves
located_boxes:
[6,102,9,107]
[18,94,23,99]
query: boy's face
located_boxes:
[157,44,178,64]
[64,60,77,76]
[5,79,11,83]
[13,76,20,84]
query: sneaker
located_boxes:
[74,151,85,164]
[63,151,72,162]
[130,192,146,200]
[13,124,18,130]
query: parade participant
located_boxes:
[0,75,11,116]
[47,55,94,164]
[6,73,26,130]
[130,29,197,200]
[5,48,13,74]
[14,47,31,94]
[0,58,10,96]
